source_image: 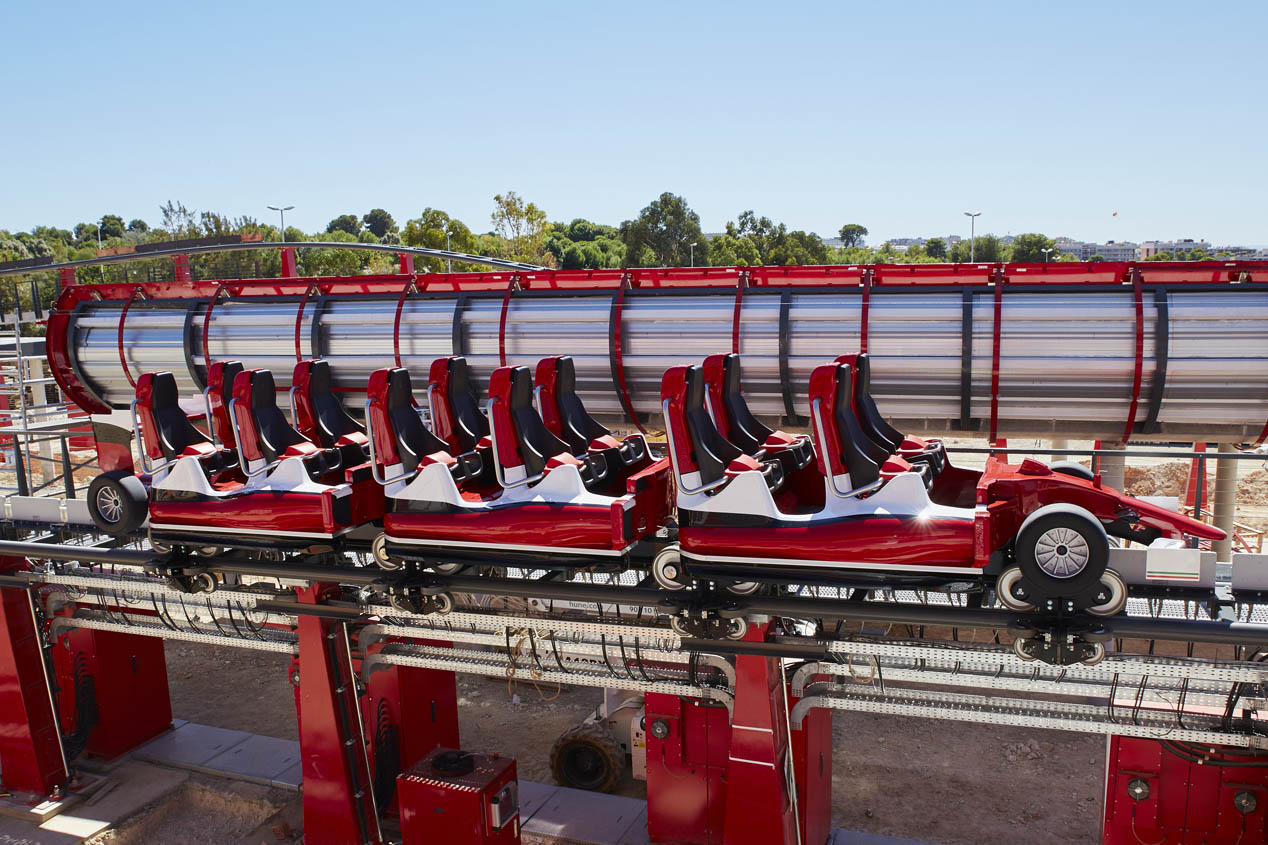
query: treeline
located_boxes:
[0,191,1236,293]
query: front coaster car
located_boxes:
[996,503,1128,617]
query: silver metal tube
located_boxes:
[1214,442,1237,561]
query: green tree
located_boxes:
[620,192,706,267]
[706,233,760,266]
[299,229,363,276]
[838,224,868,248]
[924,237,947,260]
[1010,233,1056,263]
[159,200,198,236]
[326,214,362,236]
[401,208,478,272]
[32,226,73,245]
[949,234,1007,263]
[362,208,396,238]
[73,222,98,246]
[98,214,125,239]
[1088,254,1105,263]
[491,192,552,265]
[127,219,149,233]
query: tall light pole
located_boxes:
[963,212,981,262]
[96,223,105,281]
[267,205,294,242]
[446,230,452,274]
[690,242,698,268]
[1041,247,1054,263]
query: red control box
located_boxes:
[398,747,520,844]
[1104,736,1268,843]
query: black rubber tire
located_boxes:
[87,471,148,536]
[550,721,624,793]
[1049,461,1095,482]
[1014,503,1109,601]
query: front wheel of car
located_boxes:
[1014,504,1109,603]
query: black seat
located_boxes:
[448,357,489,453]
[713,354,813,472]
[244,370,340,477]
[552,356,612,454]
[507,367,579,478]
[853,354,944,473]
[307,360,365,449]
[830,366,880,489]
[151,372,212,460]
[683,366,783,492]
[386,369,481,483]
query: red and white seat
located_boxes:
[834,353,946,474]
[701,353,814,474]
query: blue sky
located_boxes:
[2,1,1264,245]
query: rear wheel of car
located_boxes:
[88,471,148,536]
[1014,504,1109,603]
[652,544,689,591]
[1049,461,1095,482]
[371,533,403,570]
[995,567,1035,612]
[1087,569,1128,617]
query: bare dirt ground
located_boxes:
[117,441,1268,843]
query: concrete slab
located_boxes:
[133,722,249,769]
[518,780,560,823]
[523,786,646,845]
[200,734,300,786]
[270,761,302,791]
[38,761,187,841]
[0,815,82,844]
[614,806,649,845]
[831,830,930,845]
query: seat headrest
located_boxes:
[554,356,576,394]
[150,371,180,409]
[684,365,706,413]
[449,356,474,394]
[722,353,742,394]
[855,352,873,392]
[508,366,534,410]
[249,370,277,407]
[216,361,244,401]
[307,359,333,394]
[387,368,413,409]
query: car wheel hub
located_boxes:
[1034,526,1089,578]
[96,487,123,523]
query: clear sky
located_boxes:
[2,0,1264,246]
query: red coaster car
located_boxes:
[367,361,673,571]
[86,364,383,552]
[657,358,1223,618]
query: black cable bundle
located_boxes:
[371,698,400,808]
[61,652,98,760]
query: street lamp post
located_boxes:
[96,223,105,281]
[963,212,981,262]
[446,230,452,274]
[1041,248,1054,263]
[267,205,295,243]
[690,242,698,268]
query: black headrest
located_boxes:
[387,368,413,410]
[151,371,180,409]
[685,366,705,413]
[555,356,577,395]
[449,356,474,394]
[308,359,333,395]
[250,370,277,408]
[856,353,873,393]
[509,366,534,411]
[218,361,244,404]
[722,354,742,394]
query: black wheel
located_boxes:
[550,721,624,793]
[1014,504,1109,602]
[1049,461,1094,482]
[87,471,148,536]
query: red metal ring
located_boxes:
[117,286,143,389]
[294,284,320,362]
[612,278,648,436]
[731,273,746,354]
[498,276,518,367]
[988,268,1004,443]
[392,277,416,369]
[1122,268,1145,444]
[860,269,873,354]
[201,283,229,377]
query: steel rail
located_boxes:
[0,241,546,277]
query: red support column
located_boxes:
[722,620,799,845]
[398,253,415,275]
[788,685,833,845]
[280,248,298,279]
[296,584,380,845]
[173,253,191,283]
[0,557,67,796]
[644,692,730,845]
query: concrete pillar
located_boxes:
[1050,439,1068,464]
[1213,443,1237,562]
[1099,450,1126,492]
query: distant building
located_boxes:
[1055,238,1140,261]
[1138,239,1212,259]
